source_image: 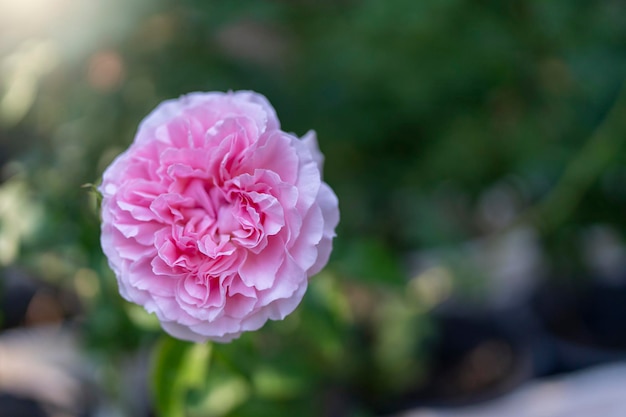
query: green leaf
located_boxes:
[151,336,212,417]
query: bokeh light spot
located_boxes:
[87,50,125,92]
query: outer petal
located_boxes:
[307,183,340,276]
[301,130,325,173]
[134,91,279,146]
[288,203,323,272]
[162,321,209,343]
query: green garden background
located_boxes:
[1,1,626,416]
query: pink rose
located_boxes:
[100,91,339,342]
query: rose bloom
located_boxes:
[100,91,339,342]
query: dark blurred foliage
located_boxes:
[2,0,626,416]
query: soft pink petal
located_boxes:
[307,183,340,276]
[161,321,209,343]
[301,130,324,173]
[238,238,284,290]
[288,203,323,272]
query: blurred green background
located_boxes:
[2,0,626,416]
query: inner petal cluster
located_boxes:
[146,142,292,314]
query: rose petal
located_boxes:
[238,238,284,290]
[307,183,339,276]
